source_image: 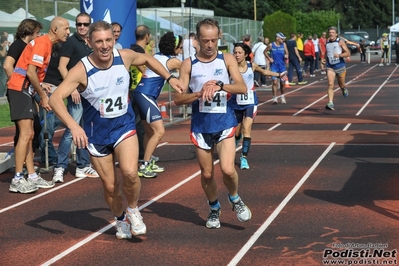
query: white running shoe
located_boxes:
[272,96,278,104]
[27,175,55,189]
[115,218,133,240]
[52,167,64,183]
[206,208,221,229]
[280,96,286,104]
[9,177,38,193]
[126,207,147,235]
[228,196,252,222]
[75,165,99,178]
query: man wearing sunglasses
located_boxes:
[52,12,99,183]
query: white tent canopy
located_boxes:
[144,14,187,36]
[11,7,36,20]
[0,8,36,28]
[390,22,399,33]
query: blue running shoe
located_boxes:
[342,88,348,97]
[240,156,250,169]
[325,102,335,110]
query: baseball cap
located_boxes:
[276,32,286,39]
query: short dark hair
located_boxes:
[111,22,122,30]
[196,18,220,40]
[135,25,150,40]
[233,42,252,61]
[75,12,91,23]
[159,31,182,56]
[15,19,43,40]
[89,21,112,40]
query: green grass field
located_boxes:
[0,103,13,128]
[0,83,173,129]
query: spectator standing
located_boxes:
[296,32,304,62]
[263,37,271,70]
[286,33,307,86]
[379,33,390,66]
[264,32,288,104]
[312,34,320,71]
[49,20,184,240]
[7,17,70,193]
[242,34,253,61]
[129,25,151,162]
[183,32,197,60]
[0,34,8,96]
[145,37,155,56]
[394,37,399,65]
[53,12,99,183]
[3,19,42,151]
[319,32,327,73]
[252,36,267,87]
[36,43,63,168]
[112,22,123,49]
[174,18,252,229]
[303,35,315,77]
[133,32,183,178]
[359,39,366,63]
[322,26,350,111]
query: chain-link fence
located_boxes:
[0,2,262,101]
[137,9,263,54]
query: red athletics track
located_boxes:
[0,59,399,266]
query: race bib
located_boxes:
[328,54,340,65]
[236,90,254,105]
[99,95,128,118]
[199,91,227,113]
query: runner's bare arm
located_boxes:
[121,49,184,93]
[49,62,88,149]
[174,58,201,106]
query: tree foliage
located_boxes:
[137,0,399,29]
[263,11,295,40]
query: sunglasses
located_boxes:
[76,22,90,27]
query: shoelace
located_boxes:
[208,210,220,221]
[232,201,246,214]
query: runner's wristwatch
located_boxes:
[216,80,224,91]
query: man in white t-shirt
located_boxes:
[183,32,197,60]
[312,34,319,71]
[252,36,267,86]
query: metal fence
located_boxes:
[137,9,263,54]
[0,2,262,107]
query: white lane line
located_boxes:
[293,65,373,116]
[41,161,220,265]
[228,142,336,266]
[229,64,390,265]
[0,178,84,214]
[0,142,170,214]
[355,65,398,116]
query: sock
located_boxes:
[229,194,240,203]
[28,173,38,180]
[115,211,126,221]
[242,137,251,157]
[208,199,220,210]
[14,172,23,180]
[127,206,137,213]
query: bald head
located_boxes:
[49,16,70,43]
[50,17,68,31]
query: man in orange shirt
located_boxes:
[7,17,70,193]
[303,35,316,77]
[319,31,327,74]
